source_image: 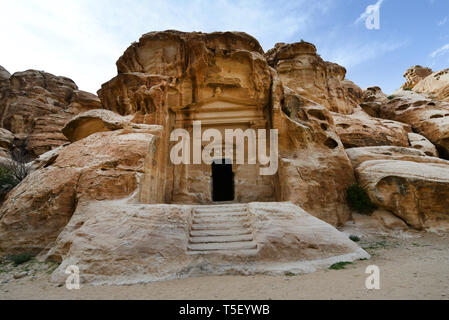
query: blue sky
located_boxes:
[0,0,448,94]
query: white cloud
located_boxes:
[438,16,448,26]
[323,40,406,68]
[355,0,384,25]
[0,0,332,93]
[430,43,449,58]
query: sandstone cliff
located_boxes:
[0,66,102,157]
[265,41,363,114]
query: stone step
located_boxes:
[193,211,248,218]
[191,222,251,230]
[189,234,254,243]
[192,216,249,224]
[187,241,257,251]
[187,249,258,256]
[190,229,252,237]
[193,207,247,214]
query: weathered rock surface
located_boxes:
[0,126,161,254]
[413,68,449,102]
[408,132,438,157]
[346,146,449,169]
[0,66,10,81]
[265,42,362,114]
[401,65,433,90]
[42,202,368,285]
[0,67,102,156]
[356,160,449,230]
[272,74,356,226]
[332,108,411,148]
[62,109,132,142]
[0,128,14,149]
[364,89,449,159]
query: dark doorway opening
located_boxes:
[212,159,234,202]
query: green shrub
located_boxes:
[329,262,352,270]
[0,166,19,188]
[9,253,34,266]
[349,235,360,242]
[387,95,396,100]
[347,184,377,215]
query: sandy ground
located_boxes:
[1,230,448,300]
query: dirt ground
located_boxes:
[1,230,448,300]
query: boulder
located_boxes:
[62,109,131,142]
[356,160,449,230]
[0,127,161,254]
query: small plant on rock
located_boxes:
[9,253,34,266]
[329,262,353,270]
[347,184,377,215]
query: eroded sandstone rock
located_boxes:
[377,91,449,158]
[265,42,362,114]
[345,146,449,169]
[273,79,355,226]
[0,68,102,156]
[332,108,411,148]
[402,65,433,90]
[0,127,161,254]
[413,68,449,102]
[42,202,368,285]
[408,132,438,157]
[356,160,449,230]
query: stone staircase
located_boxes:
[187,204,257,255]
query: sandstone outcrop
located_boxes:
[376,91,449,158]
[401,65,433,90]
[332,108,411,148]
[346,146,449,230]
[345,146,449,169]
[261,72,355,225]
[265,42,362,114]
[0,67,102,156]
[42,202,369,285]
[62,109,131,142]
[0,126,161,254]
[408,132,438,157]
[413,68,449,102]
[0,128,14,158]
[356,160,449,230]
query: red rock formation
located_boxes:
[0,66,102,156]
